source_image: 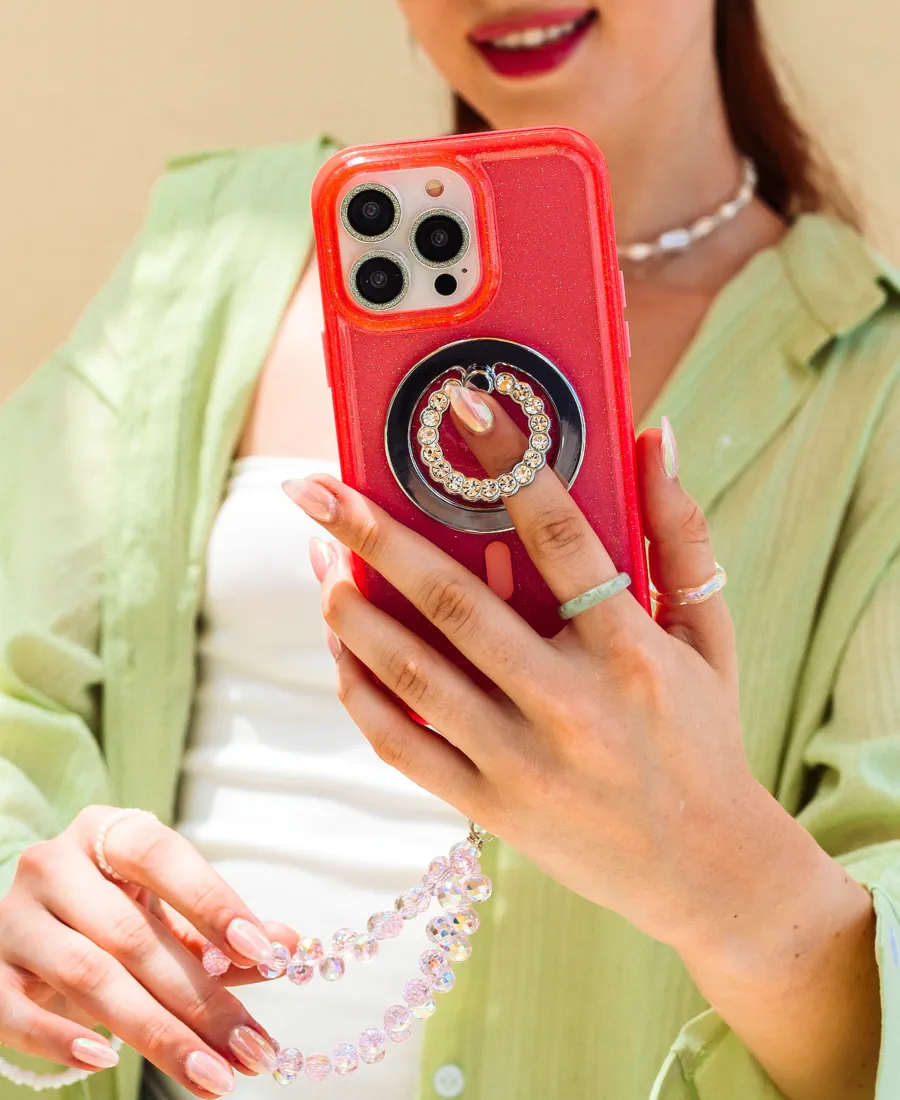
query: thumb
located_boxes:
[637,419,735,673]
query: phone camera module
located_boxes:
[350,252,409,310]
[342,183,401,242]
[410,209,470,268]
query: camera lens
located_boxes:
[410,210,469,268]
[343,185,399,240]
[351,253,408,309]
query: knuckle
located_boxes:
[16,842,54,881]
[187,879,235,929]
[383,646,431,706]
[418,574,477,636]
[128,827,171,876]
[108,908,158,968]
[140,1016,178,1058]
[528,507,585,559]
[183,983,229,1027]
[59,946,109,999]
[354,516,383,562]
[370,725,414,774]
[678,498,710,546]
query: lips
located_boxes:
[469,7,598,79]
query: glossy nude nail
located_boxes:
[71,1038,120,1069]
[309,537,335,584]
[185,1051,235,1096]
[228,1027,278,1074]
[660,416,679,480]
[225,918,274,964]
[449,385,494,434]
[282,478,338,522]
[324,624,343,660]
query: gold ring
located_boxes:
[650,562,727,608]
[417,363,552,502]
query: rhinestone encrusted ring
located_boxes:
[417,363,552,502]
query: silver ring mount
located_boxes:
[385,338,586,534]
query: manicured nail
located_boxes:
[309,537,335,584]
[282,478,338,522]
[228,1027,278,1074]
[225,918,274,964]
[324,624,343,661]
[185,1051,235,1096]
[660,416,679,480]
[449,385,494,434]
[71,1038,120,1069]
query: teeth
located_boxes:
[488,18,580,50]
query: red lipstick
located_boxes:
[469,7,597,79]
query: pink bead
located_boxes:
[384,1005,411,1033]
[447,933,472,963]
[201,943,230,977]
[463,873,492,904]
[390,1025,413,1044]
[426,915,456,947]
[450,908,480,936]
[331,928,358,955]
[423,856,453,893]
[448,841,479,877]
[258,942,290,979]
[277,1048,304,1076]
[319,956,346,982]
[358,1029,387,1065]
[296,936,325,964]
[287,960,314,986]
[332,1043,358,1076]
[395,885,430,919]
[305,1054,332,1082]
[352,934,379,963]
[419,947,449,979]
[410,996,436,1020]
[404,978,431,1007]
[367,911,403,940]
[436,878,468,912]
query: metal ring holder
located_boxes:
[385,337,586,534]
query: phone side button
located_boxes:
[321,331,334,388]
[624,321,633,361]
[485,541,515,601]
[619,269,627,309]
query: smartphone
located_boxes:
[312,126,649,670]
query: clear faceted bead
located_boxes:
[305,1055,332,1082]
[462,478,481,501]
[442,378,462,394]
[358,1028,387,1065]
[273,1070,295,1087]
[448,841,479,877]
[421,444,443,464]
[423,856,453,893]
[463,872,493,903]
[417,426,438,446]
[258,942,290,979]
[390,1024,413,1044]
[450,908,480,936]
[447,934,473,963]
[429,390,450,411]
[421,408,441,427]
[529,414,550,432]
[410,996,437,1020]
[430,968,456,994]
[523,448,543,469]
[395,885,430,920]
[331,928,358,955]
[277,1048,304,1076]
[531,433,550,452]
[435,877,467,912]
[495,373,515,394]
[352,934,379,963]
[287,959,314,986]
[201,943,230,977]
[445,472,465,495]
[498,473,518,496]
[513,463,534,485]
[332,1043,359,1076]
[512,381,533,403]
[403,978,432,1007]
[419,947,450,979]
[524,396,545,416]
[296,936,325,964]
[384,1005,411,1033]
[319,956,346,982]
[479,479,501,502]
[430,460,452,483]
[367,911,403,940]
[426,915,457,947]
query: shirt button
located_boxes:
[433,1063,465,1097]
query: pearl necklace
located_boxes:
[618,158,758,264]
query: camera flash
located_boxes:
[425,179,445,198]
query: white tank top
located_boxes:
[172,456,465,1099]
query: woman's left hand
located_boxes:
[284,394,804,958]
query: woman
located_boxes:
[0,0,898,1098]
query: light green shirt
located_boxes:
[2,138,900,1100]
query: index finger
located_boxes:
[78,809,276,968]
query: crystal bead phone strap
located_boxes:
[203,824,493,1086]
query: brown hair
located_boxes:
[454,0,856,224]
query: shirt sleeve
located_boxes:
[652,355,900,1098]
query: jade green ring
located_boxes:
[558,572,632,620]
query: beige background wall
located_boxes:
[1,0,898,400]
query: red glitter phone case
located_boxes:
[312,127,649,668]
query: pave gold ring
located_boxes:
[417,363,552,502]
[650,562,728,608]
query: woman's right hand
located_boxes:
[0,805,297,1096]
